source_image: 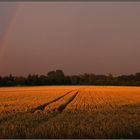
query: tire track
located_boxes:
[29,91,79,128]
[30,90,74,113]
[35,91,79,125]
[53,91,79,113]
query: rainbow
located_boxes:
[0,3,20,60]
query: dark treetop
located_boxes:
[0,70,140,86]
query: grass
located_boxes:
[0,86,139,138]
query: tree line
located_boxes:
[0,70,140,87]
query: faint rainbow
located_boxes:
[0,4,21,61]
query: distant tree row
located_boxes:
[0,70,140,87]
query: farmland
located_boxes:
[0,86,140,138]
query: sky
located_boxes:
[0,2,140,76]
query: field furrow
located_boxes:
[44,90,78,112]
[31,90,74,113]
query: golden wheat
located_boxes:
[0,86,139,138]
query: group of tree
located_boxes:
[0,70,140,87]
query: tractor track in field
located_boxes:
[49,91,79,113]
[32,90,79,126]
[30,90,75,113]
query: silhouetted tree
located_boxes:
[26,74,39,86]
[15,76,26,86]
[70,75,80,85]
[55,70,65,85]
[0,70,140,86]
[38,75,48,85]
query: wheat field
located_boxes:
[0,86,139,138]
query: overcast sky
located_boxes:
[0,2,140,76]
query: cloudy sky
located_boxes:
[0,2,140,76]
